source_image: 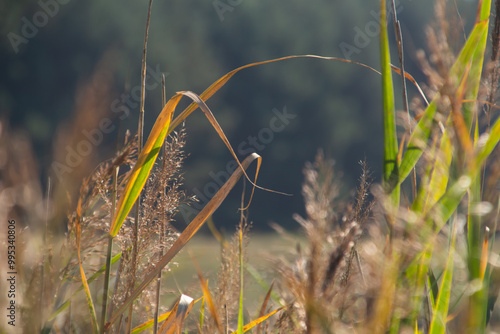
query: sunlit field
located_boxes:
[2,0,500,333]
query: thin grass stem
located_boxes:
[153,72,167,334]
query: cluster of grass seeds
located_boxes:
[0,92,190,332]
[107,128,190,331]
[367,0,500,332]
[270,0,500,332]
[198,216,251,333]
[33,126,191,333]
[273,151,373,333]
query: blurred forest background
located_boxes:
[0,0,478,231]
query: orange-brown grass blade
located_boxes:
[255,281,275,334]
[207,215,228,248]
[463,99,500,111]
[480,227,490,281]
[390,65,429,105]
[195,269,223,333]
[132,310,173,334]
[131,297,202,334]
[75,197,99,333]
[451,62,473,160]
[110,90,260,239]
[156,298,179,334]
[230,307,283,334]
[157,294,195,334]
[179,91,267,204]
[106,153,261,330]
[168,56,429,133]
[110,56,429,238]
[109,93,181,237]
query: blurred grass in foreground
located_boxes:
[3,0,500,333]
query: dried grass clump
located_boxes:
[0,122,46,333]
[9,119,191,332]
[105,128,191,328]
[275,151,373,333]
[201,214,251,333]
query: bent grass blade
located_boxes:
[131,297,201,334]
[230,307,284,334]
[132,311,173,334]
[105,52,437,332]
[110,52,435,239]
[396,19,489,189]
[109,91,262,239]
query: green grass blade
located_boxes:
[474,115,500,168]
[396,20,488,188]
[406,243,434,328]
[379,0,399,205]
[428,269,440,307]
[433,114,500,229]
[468,175,483,280]
[412,118,453,214]
[245,264,282,305]
[423,127,452,210]
[429,222,457,334]
[47,252,122,322]
[156,294,195,334]
[463,0,491,128]
[109,93,180,237]
[467,229,489,332]
[199,296,205,330]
